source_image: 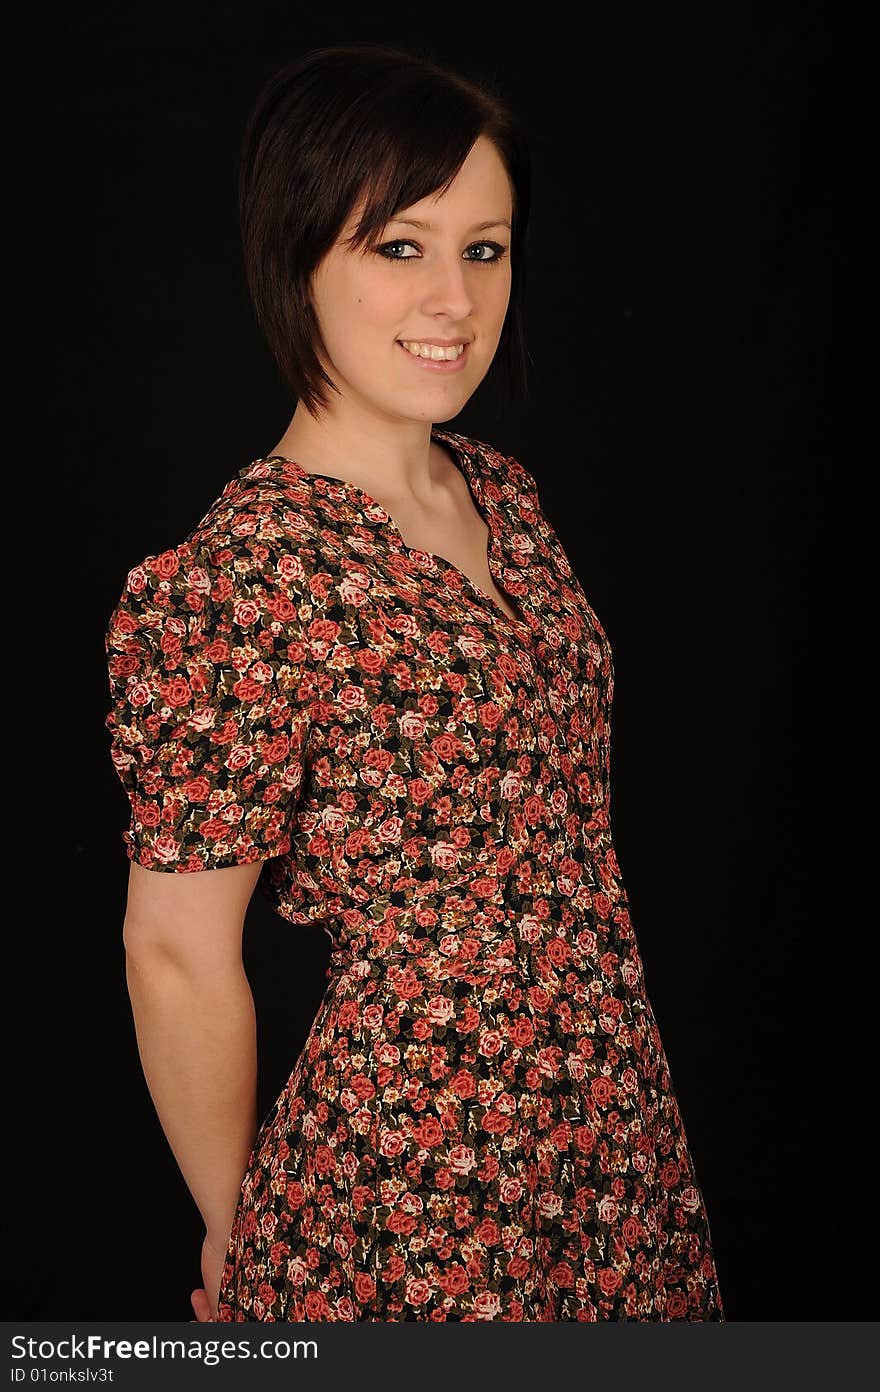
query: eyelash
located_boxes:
[376,239,509,266]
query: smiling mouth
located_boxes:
[397,340,469,361]
[395,341,471,373]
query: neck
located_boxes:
[270,405,454,502]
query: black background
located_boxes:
[6,2,871,1322]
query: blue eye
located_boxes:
[376,239,509,266]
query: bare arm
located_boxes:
[122,858,265,1246]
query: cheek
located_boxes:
[359,273,412,330]
[335,264,409,333]
[483,277,512,343]
[489,269,513,314]
[315,264,404,349]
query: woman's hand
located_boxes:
[189,1231,230,1322]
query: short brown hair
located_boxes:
[238,42,532,417]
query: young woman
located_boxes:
[105,42,725,1322]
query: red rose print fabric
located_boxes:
[104,428,724,1321]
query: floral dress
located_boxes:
[104,427,724,1321]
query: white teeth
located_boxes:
[399,340,466,361]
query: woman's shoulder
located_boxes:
[191,452,330,562]
[105,453,324,647]
[438,427,541,497]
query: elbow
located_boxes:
[122,902,246,976]
[122,913,184,968]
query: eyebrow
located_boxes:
[388,217,512,233]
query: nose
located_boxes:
[419,253,477,321]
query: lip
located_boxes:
[396,340,471,374]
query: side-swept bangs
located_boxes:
[238,42,532,416]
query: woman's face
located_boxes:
[309,135,514,424]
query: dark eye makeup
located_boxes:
[376,239,509,266]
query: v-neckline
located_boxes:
[260,429,535,643]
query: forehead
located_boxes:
[341,140,512,240]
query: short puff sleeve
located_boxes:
[104,539,312,872]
